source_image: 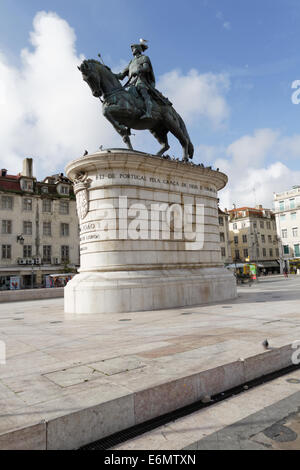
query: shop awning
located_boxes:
[259,261,280,268]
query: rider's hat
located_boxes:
[131,40,148,52]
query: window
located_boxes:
[221,247,226,257]
[291,212,297,220]
[60,223,69,237]
[253,222,257,228]
[2,220,12,234]
[59,200,69,215]
[23,198,32,211]
[290,199,295,209]
[21,179,33,192]
[41,186,48,194]
[220,232,225,242]
[1,196,13,210]
[260,221,264,228]
[2,244,11,259]
[266,221,271,230]
[294,245,300,257]
[268,235,272,243]
[279,201,285,211]
[242,234,247,243]
[61,245,69,262]
[276,248,279,256]
[23,221,32,235]
[23,245,32,258]
[280,214,286,221]
[261,234,265,243]
[43,222,52,236]
[234,236,238,244]
[60,185,69,195]
[234,249,240,260]
[233,223,237,230]
[282,229,287,238]
[292,227,298,237]
[283,245,289,255]
[218,216,224,226]
[263,248,266,257]
[43,245,52,263]
[243,249,248,258]
[269,249,273,257]
[42,199,52,213]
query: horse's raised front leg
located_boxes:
[103,107,133,149]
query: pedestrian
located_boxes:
[283,267,288,278]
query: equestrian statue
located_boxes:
[78,40,194,161]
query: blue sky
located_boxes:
[1,0,300,207]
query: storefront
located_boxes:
[44,273,76,288]
[288,258,300,274]
[0,275,11,290]
[259,260,280,275]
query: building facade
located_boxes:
[0,158,79,289]
[274,186,300,272]
[227,205,280,274]
[218,208,232,265]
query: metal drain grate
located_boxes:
[79,363,300,450]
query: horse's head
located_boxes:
[78,59,103,98]
[78,59,122,100]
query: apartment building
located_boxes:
[218,207,232,265]
[274,186,300,272]
[227,205,280,274]
[0,158,79,289]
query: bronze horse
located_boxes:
[78,59,194,161]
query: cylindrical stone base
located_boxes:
[64,149,236,314]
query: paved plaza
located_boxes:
[0,275,300,449]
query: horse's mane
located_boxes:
[85,59,112,72]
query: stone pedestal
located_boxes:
[64,150,236,314]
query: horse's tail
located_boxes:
[188,141,194,159]
[176,110,194,159]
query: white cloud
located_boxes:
[216,129,300,210]
[0,11,232,178]
[158,69,230,127]
[0,11,118,178]
[276,134,300,159]
[223,22,231,31]
[195,144,225,163]
[216,11,231,31]
[226,128,279,168]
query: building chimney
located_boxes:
[1,169,7,177]
[22,158,33,178]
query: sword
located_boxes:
[122,76,137,89]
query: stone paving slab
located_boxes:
[0,276,300,449]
